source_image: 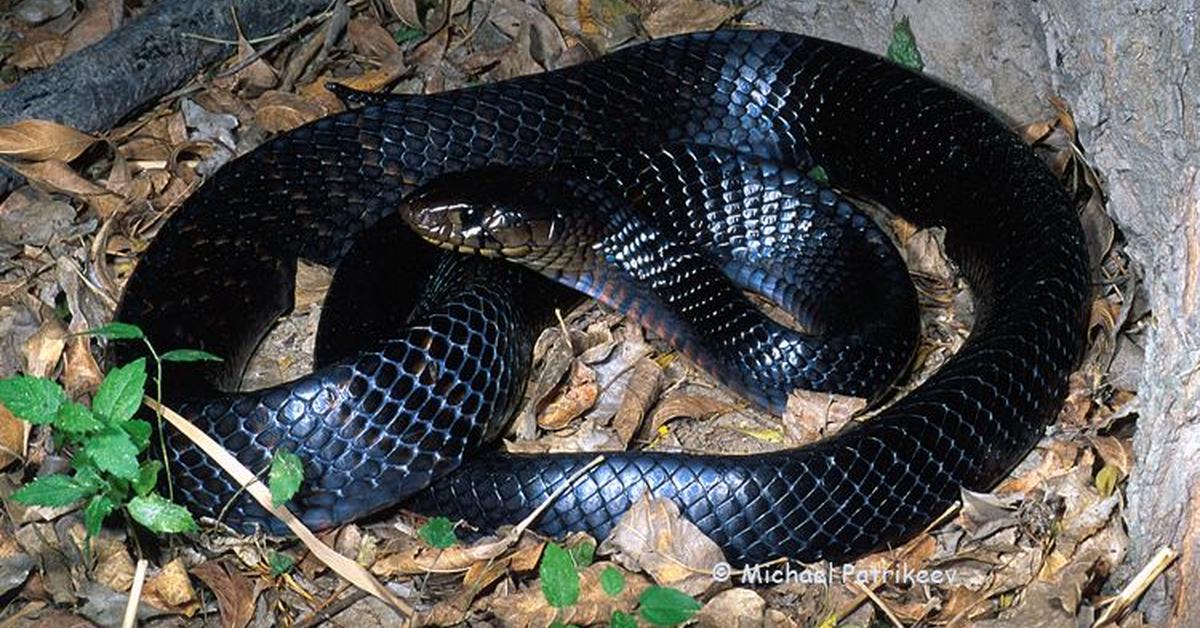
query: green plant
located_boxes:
[2,359,194,537]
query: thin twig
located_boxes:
[144,397,414,623]
[295,589,369,628]
[121,559,149,628]
[853,579,905,628]
[1093,546,1179,627]
[215,1,339,78]
[508,454,607,540]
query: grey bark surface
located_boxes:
[751,0,1198,622]
[0,0,330,193]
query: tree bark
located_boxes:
[750,0,1197,622]
[0,0,330,193]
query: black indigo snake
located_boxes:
[114,30,1090,566]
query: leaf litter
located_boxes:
[0,0,1150,626]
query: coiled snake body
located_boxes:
[114,30,1089,566]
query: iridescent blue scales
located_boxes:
[399,145,919,411]
[113,30,1089,565]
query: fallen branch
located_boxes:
[0,0,331,195]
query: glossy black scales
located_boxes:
[114,30,1089,565]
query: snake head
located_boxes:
[399,167,601,272]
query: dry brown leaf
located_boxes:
[191,560,257,628]
[538,362,599,429]
[372,533,542,577]
[92,537,135,593]
[23,318,66,379]
[0,405,27,470]
[348,16,402,59]
[612,357,662,445]
[488,561,649,628]
[490,0,568,67]
[254,91,329,134]
[646,392,736,435]
[62,336,103,398]
[8,29,67,70]
[640,0,741,39]
[599,493,724,595]
[61,0,123,58]
[696,588,767,627]
[384,0,421,27]
[782,389,866,444]
[8,160,125,218]
[217,32,278,96]
[1089,435,1133,478]
[141,558,200,616]
[0,120,97,162]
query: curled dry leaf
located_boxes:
[611,356,663,445]
[141,558,200,616]
[695,588,767,628]
[1088,435,1133,479]
[191,560,257,628]
[8,160,125,218]
[60,0,123,58]
[23,318,66,378]
[488,561,649,628]
[92,537,135,593]
[0,187,75,250]
[8,29,67,70]
[0,405,27,470]
[640,0,742,39]
[254,91,332,134]
[62,336,103,398]
[599,493,725,596]
[217,32,278,96]
[538,361,599,429]
[372,532,543,577]
[348,16,402,59]
[782,389,866,444]
[646,392,736,436]
[0,120,96,163]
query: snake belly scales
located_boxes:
[112,29,1089,566]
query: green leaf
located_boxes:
[569,539,596,568]
[127,494,197,533]
[419,516,457,549]
[611,610,637,628]
[12,474,91,507]
[83,495,116,537]
[268,449,303,506]
[1096,463,1122,497]
[638,586,701,626]
[0,375,66,425]
[92,358,146,424]
[886,16,925,72]
[159,349,222,363]
[84,427,140,480]
[55,401,103,434]
[269,551,295,577]
[540,543,581,609]
[133,460,162,497]
[121,419,152,452]
[73,464,106,494]
[600,566,626,597]
[393,26,424,45]
[85,322,144,340]
[807,165,830,185]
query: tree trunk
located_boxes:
[750,0,1196,622]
